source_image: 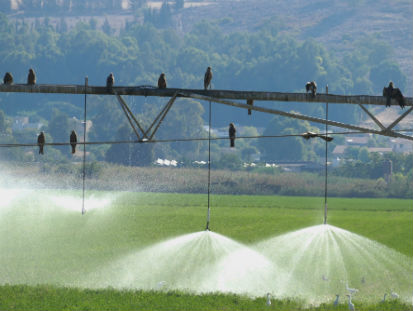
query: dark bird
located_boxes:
[383,81,405,109]
[204,66,212,90]
[229,123,236,148]
[158,73,167,89]
[383,81,394,107]
[27,68,36,85]
[70,130,77,154]
[301,131,333,142]
[3,72,13,84]
[392,88,405,109]
[305,81,317,97]
[37,131,45,155]
[106,73,114,93]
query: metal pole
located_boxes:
[324,85,328,225]
[206,98,211,231]
[82,77,88,215]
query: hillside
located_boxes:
[6,0,412,94]
[178,0,412,94]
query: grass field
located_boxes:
[0,189,412,310]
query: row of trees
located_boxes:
[1,0,183,14]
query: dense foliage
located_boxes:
[0,13,410,184]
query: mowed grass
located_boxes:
[0,191,412,310]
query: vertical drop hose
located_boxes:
[82,77,88,215]
[324,85,329,224]
[206,89,212,230]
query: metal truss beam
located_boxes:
[182,92,413,141]
[1,84,412,107]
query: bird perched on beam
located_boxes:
[383,81,405,109]
[158,73,167,89]
[37,131,45,155]
[3,72,13,84]
[305,81,317,97]
[106,73,114,93]
[301,131,333,142]
[204,66,212,90]
[70,130,77,154]
[229,123,236,148]
[27,68,36,85]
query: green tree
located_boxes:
[215,152,242,170]
[105,124,154,166]
[258,114,311,161]
[48,110,70,143]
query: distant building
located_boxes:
[366,147,393,155]
[273,161,324,172]
[332,145,347,157]
[345,136,369,146]
[390,138,413,154]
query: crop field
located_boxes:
[0,189,412,310]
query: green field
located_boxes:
[0,190,412,310]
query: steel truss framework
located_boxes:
[1,82,412,142]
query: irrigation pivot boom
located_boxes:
[1,83,412,141]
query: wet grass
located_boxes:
[0,191,411,310]
[0,284,412,311]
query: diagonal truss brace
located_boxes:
[384,106,413,132]
[145,93,178,140]
[358,103,413,134]
[114,92,178,141]
[115,93,142,140]
[358,104,386,131]
[181,92,413,141]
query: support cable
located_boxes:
[1,130,412,149]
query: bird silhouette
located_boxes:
[204,66,212,90]
[305,81,317,96]
[380,293,387,303]
[27,68,36,85]
[106,73,114,93]
[70,130,77,154]
[158,73,167,89]
[37,131,45,155]
[3,72,13,84]
[229,123,236,148]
